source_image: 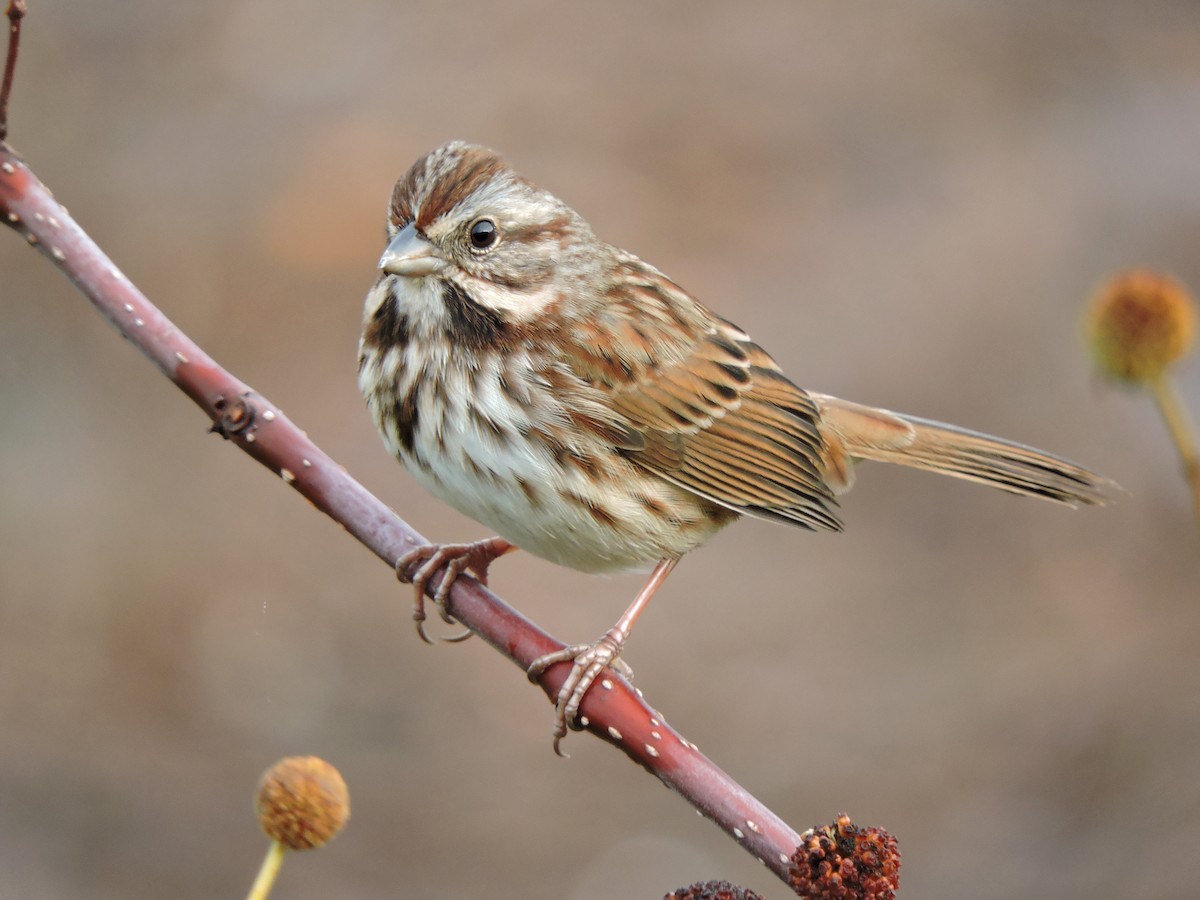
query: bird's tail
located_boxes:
[810,393,1112,506]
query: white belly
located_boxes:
[361,343,723,572]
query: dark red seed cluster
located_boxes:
[665,880,763,900]
[787,814,900,899]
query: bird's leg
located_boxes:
[528,557,679,755]
[396,537,516,643]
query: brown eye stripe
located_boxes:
[502,215,573,246]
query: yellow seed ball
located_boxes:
[1087,269,1196,384]
[255,756,350,850]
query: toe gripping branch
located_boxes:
[395,537,515,643]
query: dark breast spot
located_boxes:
[363,285,411,351]
[390,382,420,455]
[442,282,508,348]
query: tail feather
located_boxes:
[811,394,1112,507]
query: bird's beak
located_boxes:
[379,223,444,278]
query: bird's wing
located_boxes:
[562,256,843,532]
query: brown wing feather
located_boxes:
[564,256,843,532]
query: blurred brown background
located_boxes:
[2,2,1199,898]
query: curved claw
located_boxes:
[395,537,515,643]
[528,632,632,757]
[552,734,570,758]
[415,618,436,645]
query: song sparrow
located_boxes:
[358,141,1109,753]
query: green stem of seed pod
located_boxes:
[246,841,287,900]
[1150,374,1200,526]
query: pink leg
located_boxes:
[396,537,516,643]
[528,557,679,756]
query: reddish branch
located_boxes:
[0,10,898,897]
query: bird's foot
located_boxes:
[528,630,635,757]
[395,536,515,643]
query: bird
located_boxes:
[357,140,1110,753]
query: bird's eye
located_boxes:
[468,218,499,251]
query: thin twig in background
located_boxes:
[0,0,25,142]
[1150,375,1200,523]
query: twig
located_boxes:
[1150,374,1200,524]
[246,842,286,900]
[0,0,25,142]
[0,125,821,894]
